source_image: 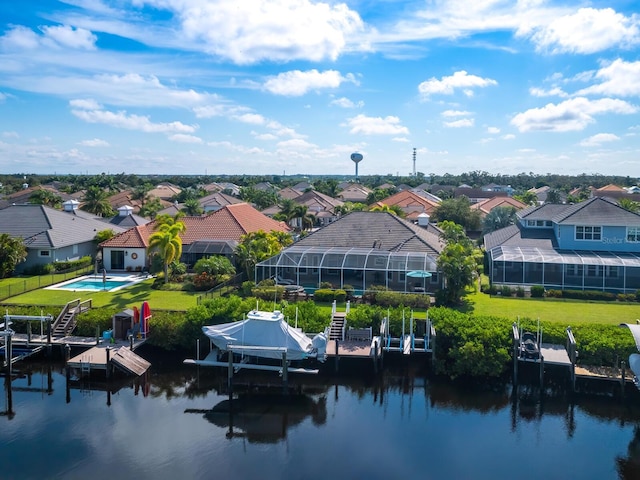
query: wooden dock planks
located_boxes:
[112,347,150,376]
[67,345,150,376]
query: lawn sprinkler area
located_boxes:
[45,273,149,293]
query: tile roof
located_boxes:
[379,190,439,217]
[0,204,126,248]
[101,203,290,249]
[551,197,640,226]
[471,196,527,215]
[484,224,557,250]
[295,211,443,255]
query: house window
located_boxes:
[566,265,583,276]
[39,250,50,257]
[627,227,640,242]
[575,226,601,241]
[606,266,619,278]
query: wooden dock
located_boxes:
[67,344,150,376]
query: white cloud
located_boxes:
[234,113,266,125]
[579,133,620,147]
[2,131,19,138]
[392,137,409,142]
[157,0,364,64]
[168,134,203,143]
[0,93,5,102]
[263,70,356,96]
[1,24,97,50]
[78,138,109,147]
[444,118,474,128]
[511,97,638,132]
[0,26,41,49]
[71,108,197,133]
[576,59,640,97]
[69,98,102,110]
[529,87,568,98]
[418,71,497,98]
[487,127,500,134]
[528,8,640,54]
[441,110,471,117]
[345,114,409,135]
[40,25,97,50]
[252,132,278,141]
[502,134,515,140]
[276,138,318,149]
[330,97,363,108]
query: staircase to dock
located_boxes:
[328,312,346,341]
[52,299,92,337]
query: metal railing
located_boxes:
[196,273,244,305]
[0,265,93,302]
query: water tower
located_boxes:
[350,152,363,182]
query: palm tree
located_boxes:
[82,186,114,217]
[181,198,203,216]
[482,206,517,234]
[618,198,640,213]
[369,204,405,217]
[148,220,186,283]
[29,189,62,208]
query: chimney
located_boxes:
[417,212,430,227]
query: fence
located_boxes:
[196,273,244,305]
[0,265,93,302]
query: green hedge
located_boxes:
[313,289,346,303]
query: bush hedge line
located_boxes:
[5,295,636,380]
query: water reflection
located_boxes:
[3,357,640,480]
[186,393,327,443]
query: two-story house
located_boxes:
[484,197,640,293]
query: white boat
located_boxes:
[184,310,327,374]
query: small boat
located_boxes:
[185,310,327,374]
[520,331,540,360]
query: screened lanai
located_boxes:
[488,245,640,293]
[256,245,440,294]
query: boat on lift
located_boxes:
[184,309,327,374]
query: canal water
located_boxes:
[2,352,640,480]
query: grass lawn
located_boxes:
[1,278,201,311]
[461,290,640,326]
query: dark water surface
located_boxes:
[2,352,640,480]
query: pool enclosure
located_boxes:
[255,245,440,294]
[487,245,640,293]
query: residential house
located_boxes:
[291,181,313,192]
[261,190,344,227]
[0,204,126,273]
[199,192,243,213]
[0,184,80,210]
[482,183,515,196]
[278,187,303,200]
[100,203,290,272]
[455,186,507,204]
[256,211,444,294]
[471,196,527,217]
[337,183,372,203]
[377,190,439,221]
[484,197,640,293]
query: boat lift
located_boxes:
[380,310,435,357]
[1,312,54,368]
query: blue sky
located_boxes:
[1,1,639,177]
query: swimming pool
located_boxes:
[46,274,146,292]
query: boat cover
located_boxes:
[620,323,640,351]
[202,310,316,361]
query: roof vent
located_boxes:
[417,213,430,227]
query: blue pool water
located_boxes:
[49,276,137,292]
